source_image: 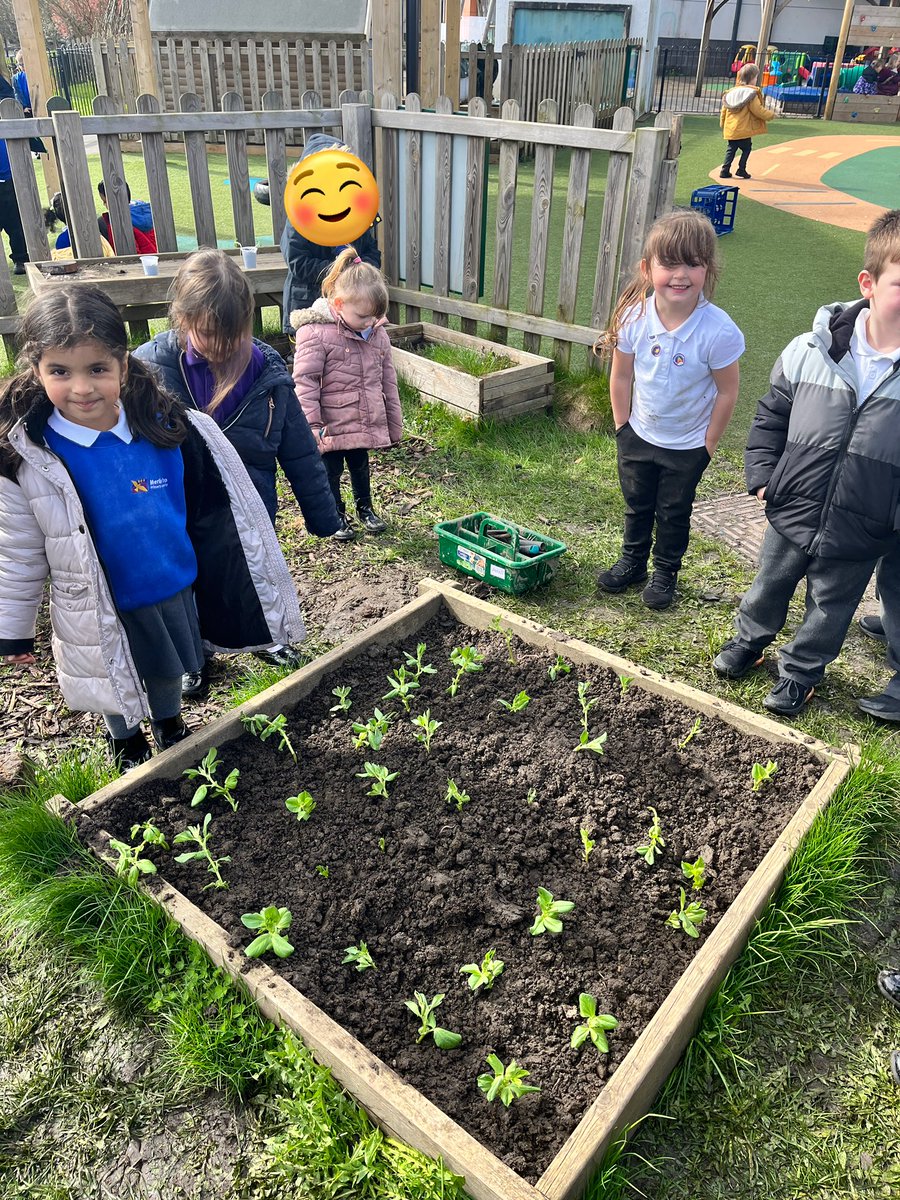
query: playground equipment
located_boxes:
[690,185,738,237]
[731,44,778,73]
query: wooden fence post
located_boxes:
[490,97,520,345]
[129,0,158,99]
[179,92,217,248]
[524,98,558,355]
[222,92,255,250]
[263,91,288,247]
[50,108,103,258]
[554,103,595,368]
[402,93,422,325]
[0,96,49,264]
[378,91,401,325]
[92,94,137,256]
[653,111,682,219]
[617,125,667,297]
[135,93,177,253]
[590,106,635,369]
[461,96,488,336]
[430,94,453,328]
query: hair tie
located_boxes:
[353,255,362,264]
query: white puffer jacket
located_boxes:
[0,407,304,728]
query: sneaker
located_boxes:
[596,557,647,594]
[253,644,303,669]
[641,569,678,611]
[332,514,356,542]
[735,169,751,179]
[857,692,900,722]
[763,677,814,717]
[877,969,900,1011]
[357,505,387,534]
[182,659,211,698]
[719,170,732,179]
[108,729,152,771]
[713,639,765,680]
[858,613,887,643]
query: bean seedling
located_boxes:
[577,681,601,746]
[477,1054,540,1106]
[183,748,240,812]
[383,666,420,713]
[315,864,330,879]
[525,788,538,806]
[330,685,352,714]
[357,761,398,798]
[411,709,442,751]
[530,886,575,936]
[681,855,706,890]
[618,674,633,696]
[107,821,168,886]
[459,948,505,992]
[678,716,702,751]
[173,812,230,890]
[447,646,484,696]
[378,837,386,852]
[403,992,462,1049]
[343,942,376,971]
[285,791,315,821]
[666,887,707,938]
[751,760,779,792]
[241,905,295,958]
[548,655,571,681]
[490,614,517,664]
[574,732,607,755]
[580,828,595,864]
[636,807,665,866]
[570,993,618,1054]
[241,712,297,761]
[352,708,393,752]
[404,642,437,681]
[446,778,471,812]
[497,690,530,714]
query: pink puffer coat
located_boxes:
[291,298,403,454]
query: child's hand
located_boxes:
[705,434,719,456]
[3,652,36,666]
[755,486,766,503]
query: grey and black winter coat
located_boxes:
[746,299,900,561]
[135,331,340,535]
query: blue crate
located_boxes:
[690,184,738,236]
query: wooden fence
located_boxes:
[0,92,680,366]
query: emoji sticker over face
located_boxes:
[284,148,380,247]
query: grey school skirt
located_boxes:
[119,585,204,682]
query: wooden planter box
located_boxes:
[831,93,900,124]
[69,580,850,1200]
[388,323,554,421]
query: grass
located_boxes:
[418,343,516,375]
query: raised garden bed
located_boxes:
[70,580,849,1200]
[388,323,554,421]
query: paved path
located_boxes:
[707,134,900,232]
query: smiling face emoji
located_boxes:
[284,148,380,247]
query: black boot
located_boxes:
[357,504,387,534]
[108,729,153,771]
[150,714,191,750]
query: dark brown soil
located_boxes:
[88,612,824,1182]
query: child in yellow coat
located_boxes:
[719,63,778,180]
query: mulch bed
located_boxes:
[89,609,824,1181]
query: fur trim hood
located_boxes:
[722,85,758,111]
[290,297,336,330]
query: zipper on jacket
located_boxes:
[264,396,274,438]
[179,349,275,435]
[809,401,860,556]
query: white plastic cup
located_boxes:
[139,254,159,277]
[240,245,258,269]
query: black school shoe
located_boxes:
[877,969,900,1010]
[719,169,732,179]
[254,644,303,669]
[596,557,648,594]
[108,729,152,771]
[713,639,765,680]
[332,514,356,542]
[150,714,191,750]
[182,659,212,698]
[763,677,815,717]
[735,169,751,179]
[641,569,678,611]
[857,691,900,722]
[858,614,887,643]
[357,505,387,534]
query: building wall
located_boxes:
[148,0,367,35]
[656,0,847,45]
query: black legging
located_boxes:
[321,447,372,513]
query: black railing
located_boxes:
[48,43,100,114]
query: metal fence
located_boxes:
[48,43,100,114]
[653,40,833,119]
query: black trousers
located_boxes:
[0,179,27,265]
[722,138,752,173]
[322,447,371,512]
[615,423,710,573]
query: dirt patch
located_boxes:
[89,613,824,1181]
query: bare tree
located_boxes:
[0,0,130,45]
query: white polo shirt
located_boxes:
[849,307,900,406]
[617,295,745,450]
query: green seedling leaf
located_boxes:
[618,674,633,695]
[241,905,295,958]
[107,821,168,887]
[477,1053,540,1106]
[411,709,442,752]
[460,948,505,992]
[330,685,352,714]
[356,761,398,798]
[548,655,571,681]
[285,791,316,821]
[681,855,706,890]
[445,778,471,812]
[404,642,437,680]
[636,807,665,866]
[343,941,376,971]
[497,690,530,714]
[241,712,297,761]
[173,812,230,889]
[352,708,393,752]
[580,828,595,864]
[666,887,707,938]
[575,733,607,755]
[570,992,618,1054]
[403,991,461,1050]
[530,886,575,936]
[383,666,420,712]
[490,614,518,664]
[751,760,778,792]
[183,747,240,811]
[677,716,702,751]
[447,646,484,696]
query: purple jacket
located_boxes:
[291,299,403,454]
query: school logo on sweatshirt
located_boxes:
[673,353,685,367]
[131,479,148,493]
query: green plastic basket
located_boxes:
[434,511,567,595]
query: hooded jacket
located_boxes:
[0,406,304,728]
[745,299,900,561]
[280,132,381,333]
[291,297,403,454]
[720,85,777,139]
[134,331,340,534]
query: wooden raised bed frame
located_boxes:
[387,322,554,421]
[70,580,851,1200]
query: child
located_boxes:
[291,246,403,542]
[876,53,900,96]
[853,57,884,95]
[44,191,114,259]
[135,248,340,692]
[713,209,900,718]
[280,133,381,335]
[595,210,744,610]
[97,179,157,254]
[0,286,303,768]
[719,63,778,180]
